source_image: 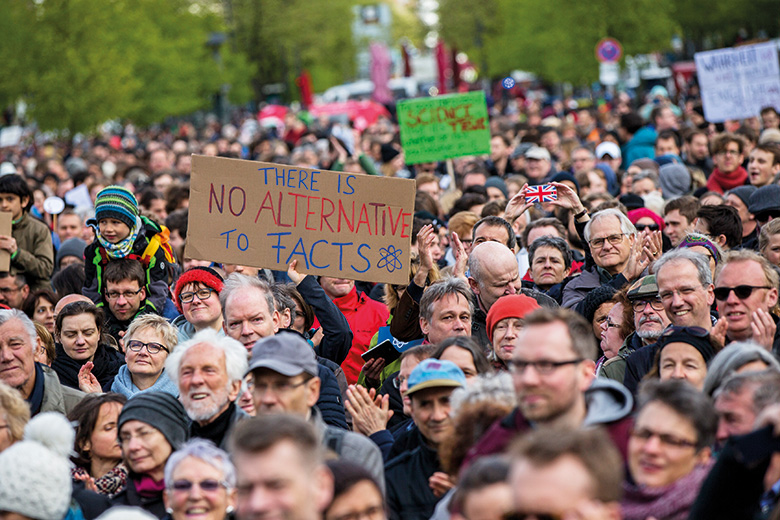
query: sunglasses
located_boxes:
[634,223,659,231]
[713,285,772,301]
[170,479,229,492]
[755,210,780,224]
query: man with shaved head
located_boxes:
[468,242,555,348]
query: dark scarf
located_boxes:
[52,342,125,391]
[190,401,236,447]
[621,461,713,520]
[26,362,46,415]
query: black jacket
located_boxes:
[316,363,348,430]
[297,276,353,365]
[385,428,442,520]
[111,477,166,519]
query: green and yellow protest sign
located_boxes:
[397,91,490,164]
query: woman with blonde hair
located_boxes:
[0,381,30,452]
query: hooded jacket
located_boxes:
[462,378,634,468]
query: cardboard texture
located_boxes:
[0,212,11,271]
[397,91,491,164]
[186,156,416,285]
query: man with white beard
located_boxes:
[165,328,249,449]
[600,275,670,382]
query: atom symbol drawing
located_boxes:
[377,245,403,272]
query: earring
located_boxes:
[166,508,173,514]
[226,506,235,514]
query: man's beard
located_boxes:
[182,385,232,422]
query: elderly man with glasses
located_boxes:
[562,208,655,313]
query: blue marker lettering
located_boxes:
[267,232,292,263]
[310,240,330,269]
[352,244,371,273]
[331,242,353,271]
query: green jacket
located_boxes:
[11,213,54,291]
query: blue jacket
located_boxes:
[622,126,657,168]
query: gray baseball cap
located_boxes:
[246,331,319,377]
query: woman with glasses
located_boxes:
[68,393,128,496]
[111,314,179,398]
[622,379,716,520]
[172,266,225,343]
[645,326,718,391]
[162,439,236,520]
[113,392,189,518]
[52,300,125,392]
[596,297,631,376]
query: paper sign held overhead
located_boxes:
[397,91,491,164]
[695,42,780,123]
[185,156,416,285]
[0,212,11,271]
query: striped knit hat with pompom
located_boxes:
[94,186,139,229]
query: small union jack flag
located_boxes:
[525,184,558,204]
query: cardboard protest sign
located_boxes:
[186,156,416,285]
[397,91,490,164]
[0,212,10,271]
[695,42,780,123]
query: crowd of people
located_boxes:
[2,89,780,520]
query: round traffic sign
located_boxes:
[595,38,622,63]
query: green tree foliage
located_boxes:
[0,0,253,134]
[228,0,357,101]
[439,0,679,84]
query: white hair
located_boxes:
[165,328,248,385]
[583,208,637,242]
[0,309,38,352]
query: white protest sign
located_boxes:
[695,42,780,123]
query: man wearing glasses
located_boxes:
[562,208,647,313]
[246,331,384,491]
[706,133,748,194]
[0,272,28,310]
[464,307,633,466]
[600,275,670,383]
[714,250,779,353]
[102,258,156,343]
[623,249,715,395]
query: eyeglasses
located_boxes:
[249,378,310,395]
[659,285,705,302]
[105,287,144,300]
[0,285,22,296]
[603,319,621,329]
[392,374,408,389]
[718,149,741,157]
[589,233,626,249]
[634,223,659,232]
[170,479,230,493]
[119,427,159,445]
[179,288,215,304]
[713,285,772,301]
[508,358,583,375]
[630,427,698,449]
[126,340,169,354]
[632,298,665,312]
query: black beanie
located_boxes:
[118,392,189,450]
[581,285,617,324]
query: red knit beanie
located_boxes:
[486,294,540,343]
[173,266,224,313]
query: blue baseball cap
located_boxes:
[405,359,466,396]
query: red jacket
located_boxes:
[329,287,389,384]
